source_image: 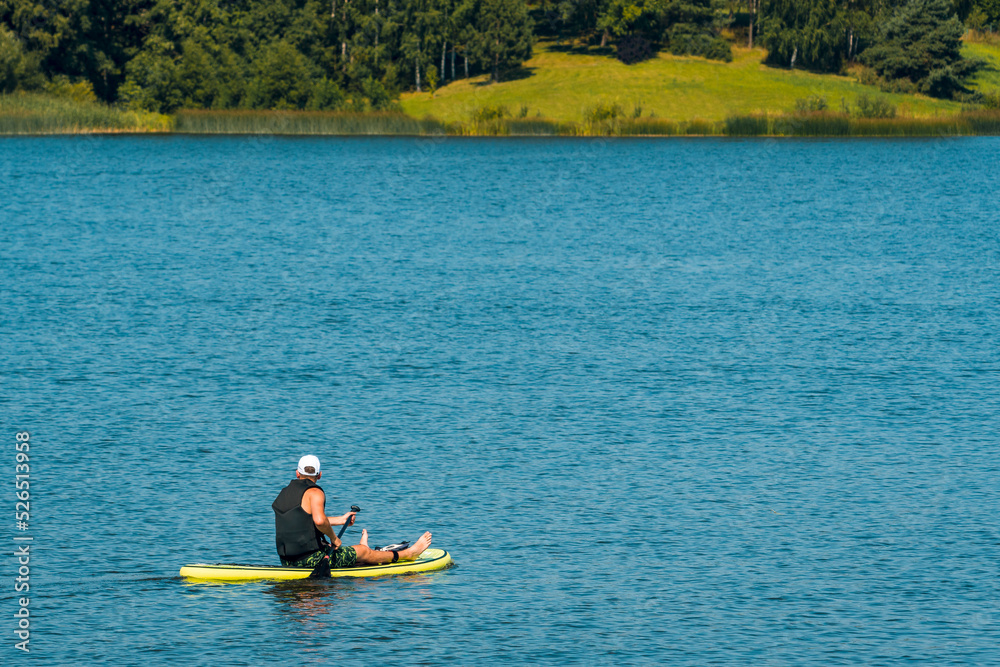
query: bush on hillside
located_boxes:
[854,93,897,118]
[666,23,732,61]
[617,34,654,64]
[795,95,828,112]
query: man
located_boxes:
[272,454,432,570]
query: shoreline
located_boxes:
[3,96,999,139]
[3,116,998,138]
[4,34,998,139]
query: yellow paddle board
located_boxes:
[180,548,452,582]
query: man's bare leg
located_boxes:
[351,529,432,565]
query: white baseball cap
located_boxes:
[297,455,321,476]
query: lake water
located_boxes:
[2,136,999,665]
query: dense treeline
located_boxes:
[549,0,733,61]
[0,0,535,110]
[753,0,988,97]
[0,0,735,110]
[0,0,996,110]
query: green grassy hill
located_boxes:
[966,38,1000,90]
[401,39,1000,124]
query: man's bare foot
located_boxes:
[358,528,369,547]
[399,532,432,560]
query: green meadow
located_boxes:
[965,36,1000,91]
[400,41,968,124]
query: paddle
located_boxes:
[309,505,360,579]
[337,505,361,539]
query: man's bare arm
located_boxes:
[305,488,340,547]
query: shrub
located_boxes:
[582,101,625,134]
[44,76,98,104]
[857,68,880,87]
[795,95,828,113]
[471,104,509,122]
[617,34,654,64]
[879,77,918,95]
[469,104,510,134]
[667,24,732,62]
[425,65,439,94]
[854,93,896,119]
[584,101,625,122]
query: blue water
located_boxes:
[2,136,1000,665]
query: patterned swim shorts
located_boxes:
[281,545,357,569]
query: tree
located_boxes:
[471,0,532,82]
[861,0,980,98]
[452,0,480,78]
[760,0,847,72]
[597,0,662,43]
[592,0,730,61]
[965,0,1000,26]
[0,24,44,92]
[245,40,320,109]
[0,0,135,100]
[662,0,732,60]
[557,0,607,44]
[398,0,444,91]
[117,35,182,111]
[3,0,536,105]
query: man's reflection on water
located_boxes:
[265,580,345,627]
[264,575,444,629]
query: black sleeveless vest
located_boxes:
[272,478,325,559]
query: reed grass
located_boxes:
[6,92,1000,137]
[0,92,169,134]
[172,108,1000,137]
[173,110,447,135]
[724,115,769,136]
[719,111,1000,137]
[572,116,691,136]
[847,117,971,136]
[961,110,1000,134]
[683,119,719,135]
[775,113,851,136]
[505,118,564,135]
[618,118,682,135]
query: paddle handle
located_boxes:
[336,505,361,539]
